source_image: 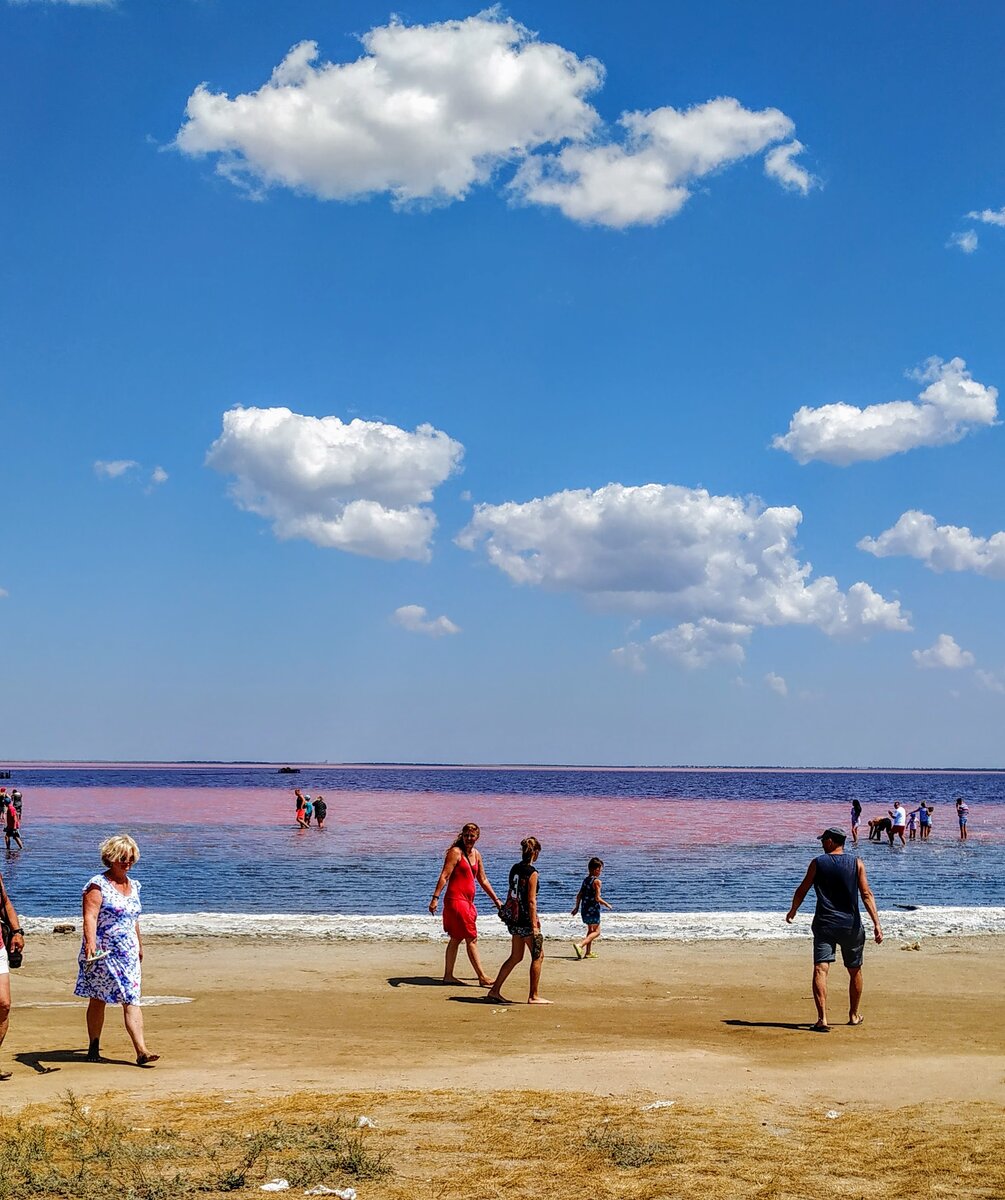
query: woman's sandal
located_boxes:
[136,1053,161,1068]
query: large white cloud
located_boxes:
[773,357,998,466]
[174,13,813,227]
[176,14,602,204]
[206,407,463,561]
[858,510,1005,578]
[458,482,909,666]
[912,634,975,670]
[512,98,814,228]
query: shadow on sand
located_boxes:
[15,1048,136,1074]
[722,1019,820,1032]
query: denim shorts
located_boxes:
[813,923,865,969]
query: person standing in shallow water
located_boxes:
[429,823,501,986]
[486,836,552,1005]
[786,826,882,1032]
[312,795,327,830]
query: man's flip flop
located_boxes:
[136,1054,161,1068]
[0,1070,11,1081]
[848,1015,865,1026]
[811,1022,831,1033]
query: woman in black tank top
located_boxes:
[485,837,552,1005]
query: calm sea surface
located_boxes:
[2,764,1004,919]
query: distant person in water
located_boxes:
[313,796,327,830]
[486,836,551,1005]
[571,857,612,960]
[888,803,907,845]
[293,788,305,814]
[302,796,313,826]
[850,798,863,845]
[956,797,969,841]
[9,790,20,821]
[786,826,883,1032]
[295,798,308,829]
[868,817,891,842]
[920,804,933,840]
[907,808,918,841]
[3,805,22,852]
[429,823,501,986]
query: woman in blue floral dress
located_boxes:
[74,834,159,1067]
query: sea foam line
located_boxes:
[24,907,1005,942]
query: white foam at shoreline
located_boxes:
[24,908,1005,942]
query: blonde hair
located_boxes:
[100,834,140,868]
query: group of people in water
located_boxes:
[0,787,24,852]
[428,823,612,1004]
[293,789,327,830]
[850,795,972,845]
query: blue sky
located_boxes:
[2,1,1004,765]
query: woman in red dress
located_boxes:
[428,823,502,986]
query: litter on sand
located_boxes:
[260,1181,290,1192]
[901,942,922,951]
[356,1116,375,1128]
[825,1110,841,1120]
[640,1100,675,1111]
[304,1188,356,1198]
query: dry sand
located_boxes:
[4,933,1005,1197]
[5,932,1004,1109]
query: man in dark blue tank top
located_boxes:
[786,826,883,1032]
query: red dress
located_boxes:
[442,853,478,941]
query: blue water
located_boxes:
[2,765,1002,920]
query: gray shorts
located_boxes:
[813,924,865,969]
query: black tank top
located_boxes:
[812,852,861,930]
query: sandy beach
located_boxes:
[1,931,1003,1200]
[8,931,1004,1105]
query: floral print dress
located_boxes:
[74,874,143,1005]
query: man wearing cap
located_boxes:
[785,826,882,1032]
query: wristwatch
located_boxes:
[12,928,23,936]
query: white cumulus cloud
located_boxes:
[858,511,1005,578]
[94,459,139,479]
[206,406,463,562]
[912,634,975,670]
[773,357,998,466]
[765,672,788,696]
[176,14,602,204]
[513,97,814,228]
[150,466,169,486]
[967,206,1005,227]
[392,604,460,637]
[764,139,818,194]
[949,230,978,254]
[615,619,751,672]
[459,482,909,666]
[174,13,813,228]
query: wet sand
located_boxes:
[4,932,1003,1110]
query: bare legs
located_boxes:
[0,975,11,1077]
[486,935,551,1004]
[443,936,491,986]
[574,924,601,958]
[812,962,864,1029]
[86,997,158,1065]
[847,966,864,1024]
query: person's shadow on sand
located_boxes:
[16,1048,136,1074]
[387,976,470,988]
[722,1019,820,1032]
